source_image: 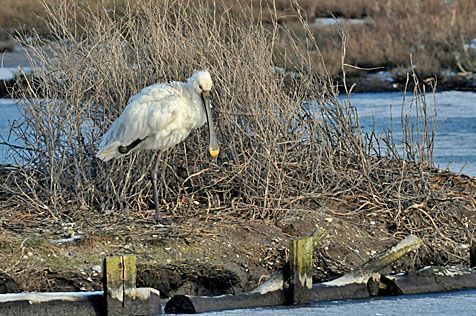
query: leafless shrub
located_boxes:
[2,0,475,266]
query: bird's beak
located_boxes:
[201,91,219,158]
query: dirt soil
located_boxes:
[0,205,418,298]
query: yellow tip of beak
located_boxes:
[209,148,219,158]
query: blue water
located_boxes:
[202,289,476,315]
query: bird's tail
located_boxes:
[96,142,121,162]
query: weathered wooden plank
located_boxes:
[251,267,285,295]
[164,290,285,314]
[0,292,105,316]
[310,283,370,301]
[387,266,476,295]
[325,235,422,286]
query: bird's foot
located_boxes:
[155,217,173,227]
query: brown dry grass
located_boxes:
[1,0,475,75]
[0,0,46,35]
[317,0,476,76]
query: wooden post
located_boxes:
[284,235,314,305]
[103,255,160,316]
[253,228,327,295]
[470,242,476,268]
[104,256,135,314]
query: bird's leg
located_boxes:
[151,150,163,221]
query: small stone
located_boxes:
[92,265,102,273]
[325,217,333,223]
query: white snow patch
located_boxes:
[313,18,368,27]
[0,68,17,81]
[0,66,34,81]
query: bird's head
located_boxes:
[189,70,213,95]
[188,70,219,158]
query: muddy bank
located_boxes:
[0,208,418,297]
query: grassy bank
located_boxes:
[0,0,475,295]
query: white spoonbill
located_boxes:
[96,70,219,221]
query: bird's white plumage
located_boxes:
[96,70,213,161]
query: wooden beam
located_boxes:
[164,291,285,314]
[386,266,476,295]
[325,235,422,286]
[0,292,105,316]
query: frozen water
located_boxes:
[345,91,476,176]
[202,289,476,316]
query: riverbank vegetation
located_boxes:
[1,0,475,77]
[0,0,475,294]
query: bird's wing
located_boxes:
[98,83,187,153]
